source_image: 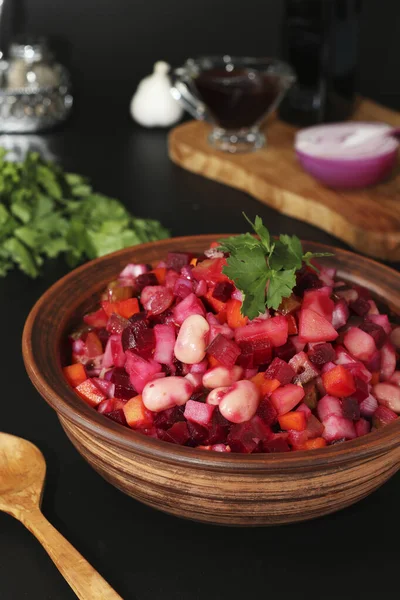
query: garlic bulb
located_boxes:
[130,61,184,127]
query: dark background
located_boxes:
[4,0,400,112]
[0,1,400,599]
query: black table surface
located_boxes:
[1,106,399,600]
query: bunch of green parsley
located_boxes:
[0,149,169,277]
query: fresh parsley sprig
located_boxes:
[218,214,333,319]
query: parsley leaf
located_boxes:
[217,215,334,319]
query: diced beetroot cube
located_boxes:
[303,289,334,322]
[315,376,327,397]
[234,315,288,348]
[322,365,356,397]
[162,421,190,445]
[173,293,206,326]
[125,350,162,393]
[106,409,128,426]
[237,337,272,367]
[121,313,148,352]
[359,394,378,418]
[347,376,369,403]
[206,334,241,368]
[153,406,185,430]
[342,361,372,384]
[373,382,400,413]
[299,308,339,343]
[135,272,159,292]
[106,313,130,335]
[265,357,295,385]
[367,314,391,336]
[360,319,387,350]
[289,351,319,384]
[166,251,193,272]
[153,324,176,365]
[291,336,306,354]
[262,435,290,453]
[380,342,396,381]
[317,395,343,421]
[184,400,215,426]
[296,403,312,418]
[332,299,350,330]
[308,342,335,365]
[294,270,323,296]
[341,397,360,420]
[305,414,324,438]
[173,277,193,299]
[256,398,278,425]
[227,423,258,454]
[206,416,229,445]
[212,281,234,302]
[274,339,297,362]
[355,418,371,437]
[322,415,357,442]
[349,296,371,317]
[270,384,305,415]
[343,327,376,362]
[372,405,398,429]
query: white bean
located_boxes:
[219,380,260,423]
[202,365,243,389]
[174,315,210,364]
[206,386,229,406]
[142,376,194,412]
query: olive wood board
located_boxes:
[168,98,400,262]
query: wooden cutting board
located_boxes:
[168,98,400,262]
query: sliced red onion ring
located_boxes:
[295,122,399,188]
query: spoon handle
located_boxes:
[22,508,122,600]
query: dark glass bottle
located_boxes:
[278,0,362,126]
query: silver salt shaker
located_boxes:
[0,38,73,132]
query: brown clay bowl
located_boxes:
[22,235,400,526]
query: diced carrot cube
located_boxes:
[85,331,103,357]
[301,437,327,450]
[189,257,198,267]
[209,241,220,248]
[260,378,281,397]
[216,310,227,324]
[322,365,356,397]
[205,288,227,314]
[101,300,120,317]
[63,363,87,387]
[117,298,139,319]
[123,395,153,429]
[208,355,223,368]
[250,372,266,390]
[152,267,166,285]
[76,379,106,407]
[226,299,248,329]
[278,411,307,431]
[83,307,108,328]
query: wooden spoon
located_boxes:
[0,432,122,599]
